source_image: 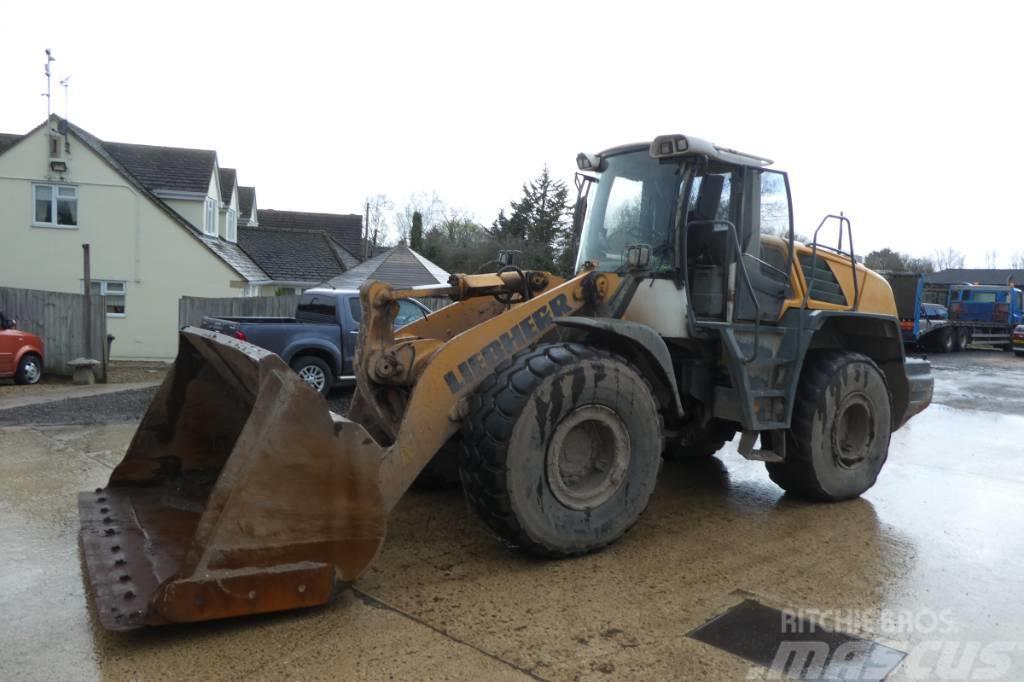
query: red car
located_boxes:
[0,312,44,384]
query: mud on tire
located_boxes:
[766,350,892,502]
[460,342,663,557]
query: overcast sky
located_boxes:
[3,1,1022,266]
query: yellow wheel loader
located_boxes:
[79,134,934,630]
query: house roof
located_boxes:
[257,209,364,260]
[0,133,21,155]
[925,269,1024,286]
[56,117,267,282]
[218,167,237,204]
[238,227,346,283]
[101,140,217,195]
[238,186,256,219]
[321,245,449,290]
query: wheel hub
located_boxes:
[833,395,873,468]
[24,361,40,383]
[546,405,630,510]
[297,365,326,392]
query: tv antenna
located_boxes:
[60,75,71,121]
[43,49,55,118]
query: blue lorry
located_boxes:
[885,273,1023,352]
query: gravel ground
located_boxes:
[0,384,353,427]
[0,386,159,427]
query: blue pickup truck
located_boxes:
[201,288,431,394]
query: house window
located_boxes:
[89,280,127,317]
[204,197,218,236]
[33,184,78,227]
[226,208,238,242]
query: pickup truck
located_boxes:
[201,288,431,394]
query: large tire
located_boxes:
[412,438,463,490]
[14,354,42,385]
[290,355,333,395]
[766,351,892,501]
[461,343,663,557]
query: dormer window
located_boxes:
[204,197,218,236]
[226,208,238,242]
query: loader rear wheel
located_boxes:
[765,351,892,502]
[461,343,662,557]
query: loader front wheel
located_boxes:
[766,351,892,501]
[461,343,662,557]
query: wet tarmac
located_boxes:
[1,348,1022,680]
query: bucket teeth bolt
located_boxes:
[114,559,126,566]
[103,517,114,524]
[100,507,109,513]
[97,497,107,503]
[119,575,131,583]
[104,528,117,536]
[124,591,135,600]
[111,545,121,552]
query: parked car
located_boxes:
[200,289,431,394]
[0,312,44,385]
[1014,324,1024,357]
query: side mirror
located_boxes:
[1,318,15,330]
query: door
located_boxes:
[683,164,792,324]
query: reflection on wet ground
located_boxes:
[0,348,1022,679]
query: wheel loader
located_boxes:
[79,134,934,630]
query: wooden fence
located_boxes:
[0,287,108,380]
[179,293,452,330]
[178,295,302,329]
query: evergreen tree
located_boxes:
[410,211,424,252]
[492,166,572,272]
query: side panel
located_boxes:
[619,278,689,338]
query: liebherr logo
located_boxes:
[443,293,573,394]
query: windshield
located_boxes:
[574,150,684,273]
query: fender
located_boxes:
[555,317,684,417]
[13,337,44,373]
[279,337,343,375]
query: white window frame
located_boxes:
[32,183,78,228]
[226,208,238,242]
[204,197,218,236]
[87,280,128,318]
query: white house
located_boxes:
[0,115,273,360]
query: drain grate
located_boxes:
[688,599,905,681]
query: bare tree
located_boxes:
[932,247,966,271]
[1010,251,1024,269]
[984,249,1000,268]
[393,191,446,245]
[364,194,393,257]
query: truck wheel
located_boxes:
[954,328,968,352]
[14,354,42,385]
[290,356,333,395]
[934,328,954,353]
[766,351,892,502]
[461,343,662,557]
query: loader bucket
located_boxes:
[78,328,387,630]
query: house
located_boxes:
[237,227,350,295]
[320,245,450,290]
[0,115,278,360]
[925,269,1024,288]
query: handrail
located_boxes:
[805,214,859,310]
[685,218,760,362]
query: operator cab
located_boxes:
[573,134,795,329]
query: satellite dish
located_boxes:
[57,119,68,135]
